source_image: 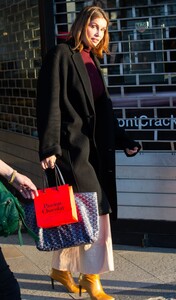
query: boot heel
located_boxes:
[79,285,82,297]
[50,277,54,289]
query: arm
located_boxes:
[0,160,38,199]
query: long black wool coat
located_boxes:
[36,42,140,220]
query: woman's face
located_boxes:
[83,17,107,47]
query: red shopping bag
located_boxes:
[34,184,78,228]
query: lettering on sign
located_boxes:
[118,115,176,129]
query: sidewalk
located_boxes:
[1,233,176,300]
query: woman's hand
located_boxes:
[12,172,39,199]
[0,160,38,199]
[41,155,57,170]
[125,147,139,156]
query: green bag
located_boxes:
[0,180,38,245]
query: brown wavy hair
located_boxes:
[67,6,110,58]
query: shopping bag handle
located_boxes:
[42,164,66,192]
[54,164,65,185]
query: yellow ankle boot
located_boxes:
[50,269,81,293]
[79,273,115,300]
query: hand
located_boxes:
[12,173,39,199]
[125,147,139,156]
[41,155,57,170]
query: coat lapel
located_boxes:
[71,52,95,113]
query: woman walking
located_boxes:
[37,6,141,300]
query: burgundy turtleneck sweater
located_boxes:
[81,48,105,101]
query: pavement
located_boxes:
[1,233,176,300]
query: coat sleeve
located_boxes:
[36,46,62,161]
[114,116,141,157]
